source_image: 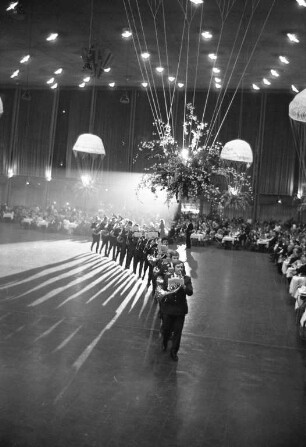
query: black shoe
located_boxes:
[170,350,178,361]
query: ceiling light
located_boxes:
[156,66,164,73]
[270,69,279,77]
[79,82,85,88]
[103,67,111,73]
[121,28,132,38]
[141,52,150,60]
[50,83,58,89]
[215,77,221,83]
[54,68,63,74]
[46,33,58,41]
[20,55,30,63]
[279,56,289,64]
[168,76,175,82]
[10,69,19,78]
[141,82,148,87]
[201,31,212,39]
[291,85,299,93]
[287,33,299,43]
[46,77,54,84]
[215,83,221,89]
[6,2,18,11]
[83,76,90,82]
[190,0,203,4]
[212,67,220,73]
[178,83,184,88]
[252,83,260,90]
[208,53,217,60]
[263,78,271,85]
[296,0,306,7]
[109,82,115,87]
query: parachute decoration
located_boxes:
[220,139,253,165]
[289,89,306,200]
[289,89,306,123]
[220,139,253,197]
[72,133,105,186]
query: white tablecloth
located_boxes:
[3,212,14,220]
[289,276,306,298]
[21,217,33,224]
[191,233,205,242]
[282,260,289,275]
[222,236,237,244]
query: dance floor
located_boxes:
[0,223,306,447]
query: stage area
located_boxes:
[0,223,306,447]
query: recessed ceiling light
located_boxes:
[168,76,175,82]
[83,76,90,82]
[279,56,289,64]
[215,83,221,89]
[54,68,63,74]
[287,33,299,43]
[46,77,55,84]
[46,33,58,41]
[208,53,217,60]
[263,78,271,85]
[6,2,18,12]
[109,82,115,87]
[296,0,306,7]
[215,77,221,83]
[252,83,260,90]
[50,83,58,89]
[103,67,111,73]
[201,31,212,39]
[20,55,30,63]
[121,28,132,38]
[178,83,184,88]
[156,66,164,73]
[141,52,150,60]
[79,82,85,88]
[141,82,148,87]
[212,67,220,73]
[291,85,299,93]
[190,0,203,4]
[270,69,279,77]
[10,69,19,78]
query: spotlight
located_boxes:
[20,54,30,63]
[141,52,150,60]
[263,78,271,85]
[54,68,63,74]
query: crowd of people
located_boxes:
[269,230,306,340]
[3,201,306,352]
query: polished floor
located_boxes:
[0,223,306,447]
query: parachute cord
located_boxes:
[204,0,250,147]
[135,0,164,133]
[123,0,163,138]
[151,1,170,126]
[210,0,276,149]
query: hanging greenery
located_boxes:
[136,104,253,211]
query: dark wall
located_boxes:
[0,86,298,197]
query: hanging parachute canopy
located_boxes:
[289,89,306,199]
[289,89,306,123]
[220,139,253,165]
[72,133,106,185]
[220,139,253,197]
[0,97,3,118]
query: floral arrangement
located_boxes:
[135,104,253,211]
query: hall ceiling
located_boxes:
[1,0,306,93]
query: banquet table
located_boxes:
[190,233,205,242]
[289,276,306,298]
[3,212,14,220]
[222,235,238,244]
